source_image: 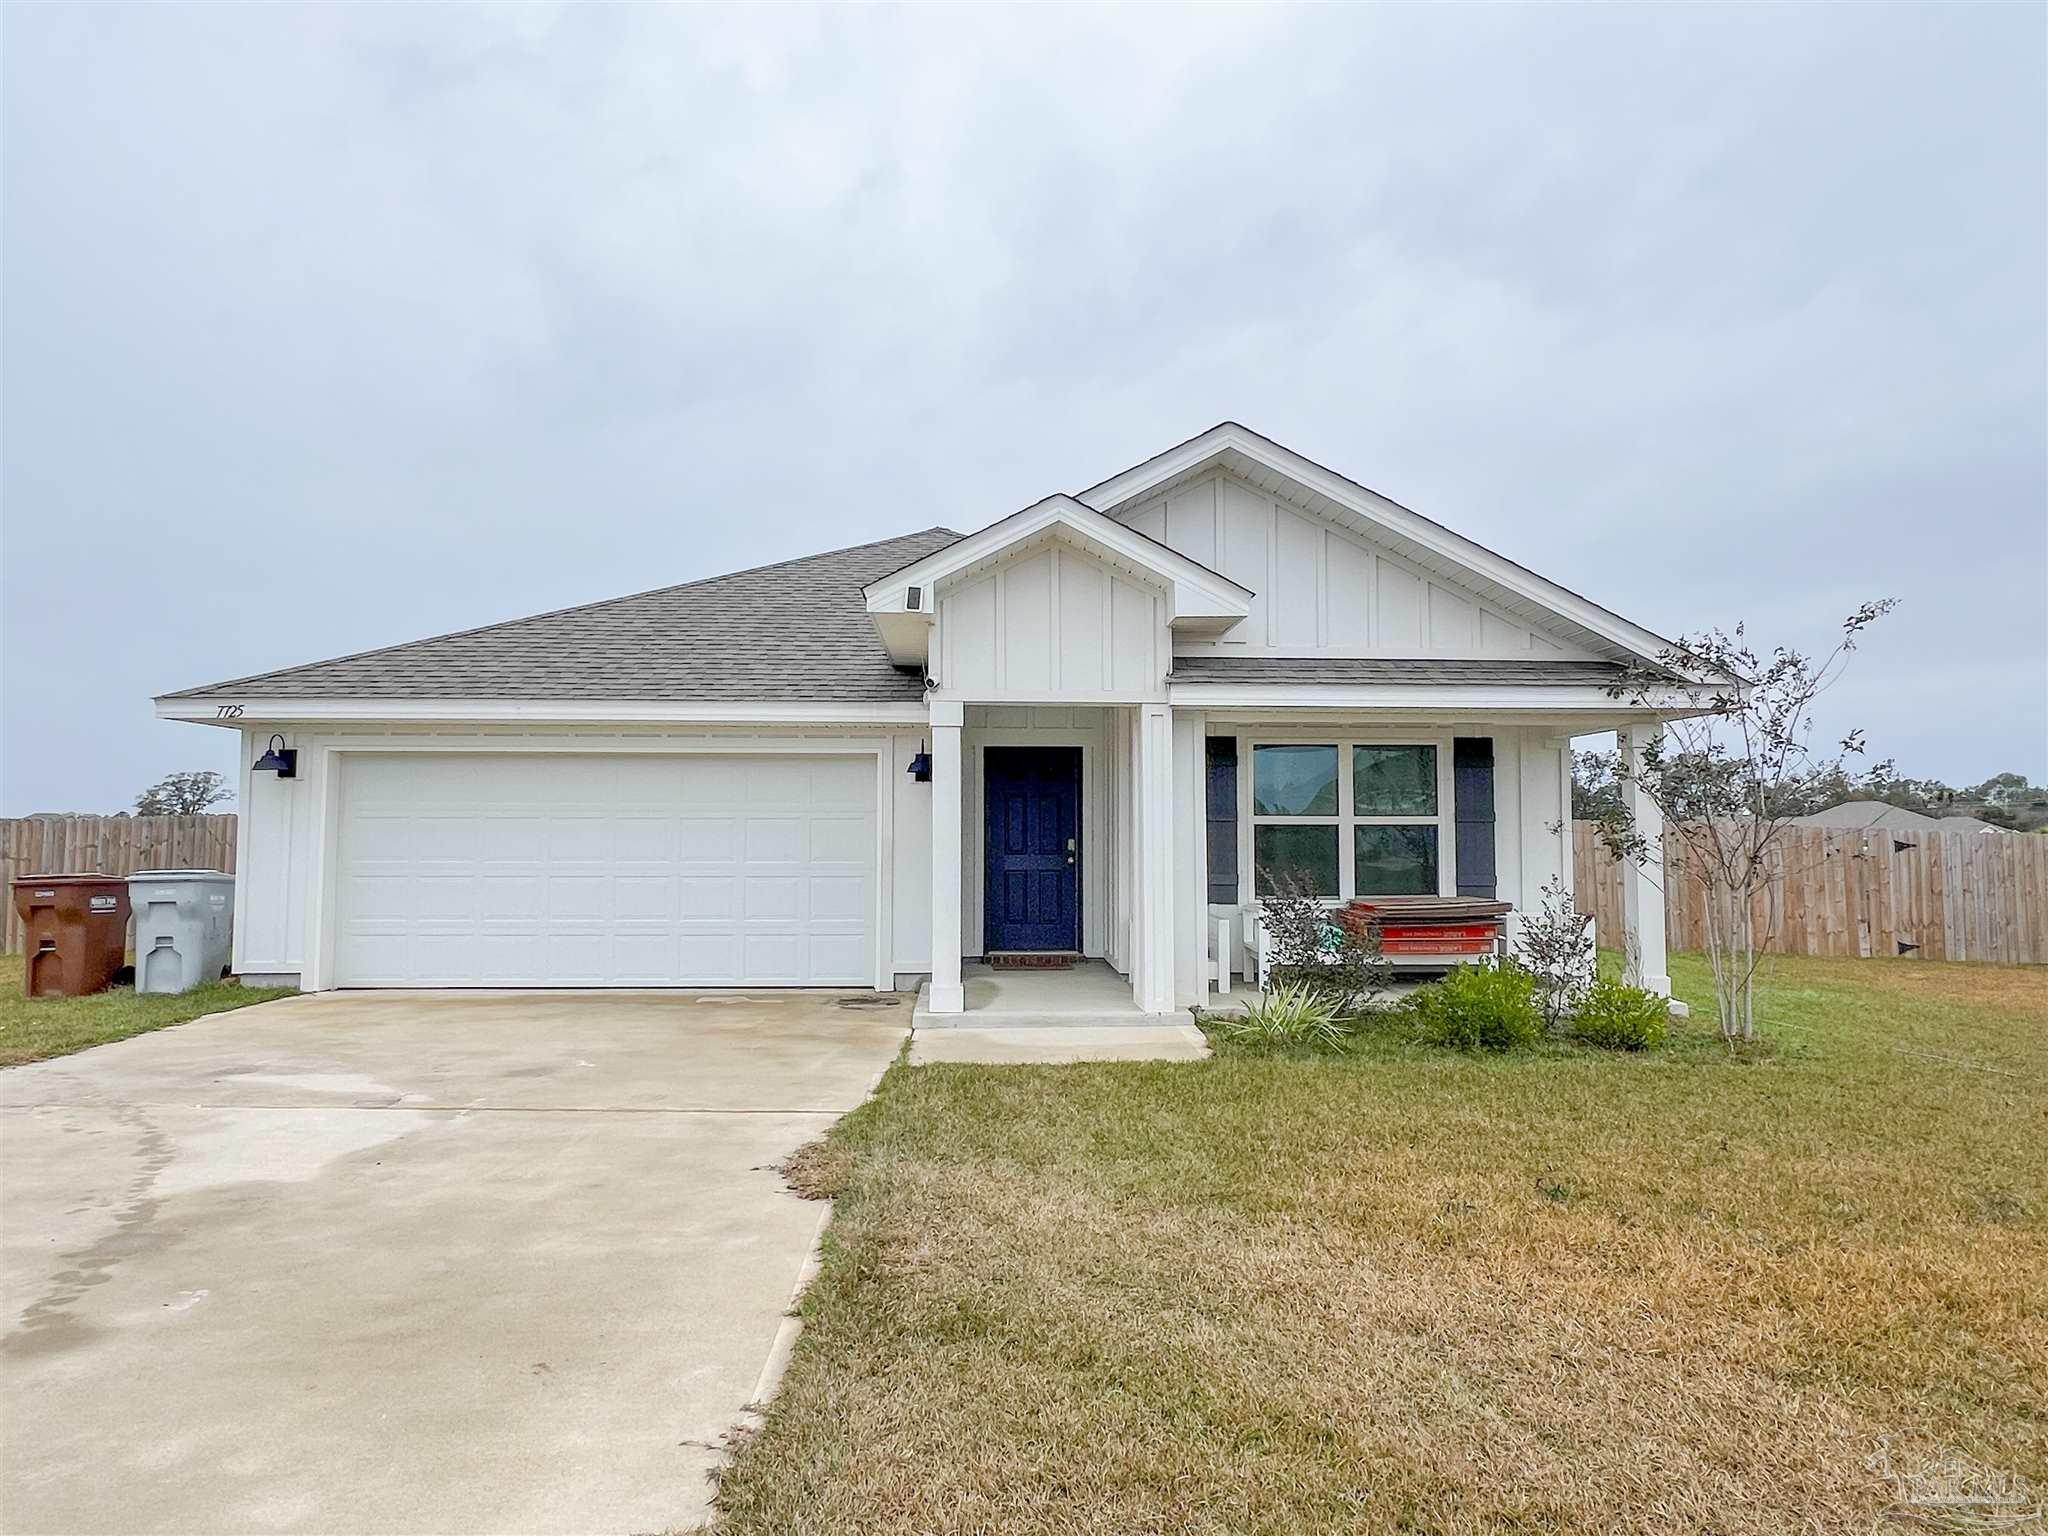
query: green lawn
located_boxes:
[0,953,297,1067]
[716,953,2047,1535]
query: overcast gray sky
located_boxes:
[4,3,2043,815]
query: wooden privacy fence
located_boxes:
[1573,820,2048,965]
[2,815,238,955]
[9,813,2038,965]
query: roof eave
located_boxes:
[153,696,931,727]
[1166,680,1720,719]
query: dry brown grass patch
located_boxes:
[714,953,2046,1535]
[779,1136,855,1201]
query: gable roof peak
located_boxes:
[1078,421,1685,669]
[863,491,1251,611]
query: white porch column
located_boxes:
[927,702,965,1014]
[1619,721,1671,998]
[1172,709,1208,1007]
[1133,702,1176,1014]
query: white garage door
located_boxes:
[333,754,877,987]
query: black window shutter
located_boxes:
[1453,737,1496,899]
[1205,737,1239,904]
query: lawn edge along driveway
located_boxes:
[0,954,297,1067]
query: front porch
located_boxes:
[915,704,1672,1026]
[862,465,1682,1029]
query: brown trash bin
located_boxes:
[13,875,131,998]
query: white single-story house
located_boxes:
[157,423,1704,1017]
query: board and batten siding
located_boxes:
[1118,470,1601,659]
[935,541,1168,701]
[1494,729,1574,918]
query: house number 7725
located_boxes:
[215,704,245,719]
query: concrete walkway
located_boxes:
[906,960,1213,1062]
[0,989,907,1536]
[909,1022,1210,1064]
[912,958,1149,1029]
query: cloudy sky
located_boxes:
[4,3,2042,815]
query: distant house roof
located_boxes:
[1794,801,2009,835]
[1166,657,1628,687]
[162,528,961,702]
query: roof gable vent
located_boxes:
[905,585,923,611]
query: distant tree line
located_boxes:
[18,770,234,820]
[1572,754,2048,832]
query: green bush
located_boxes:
[1209,980,1349,1053]
[1570,976,1669,1050]
[1405,963,1543,1052]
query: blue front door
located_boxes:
[983,747,1081,953]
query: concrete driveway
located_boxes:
[0,989,907,1536]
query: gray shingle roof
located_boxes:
[1165,656,1629,687]
[164,528,962,701]
[1793,801,2010,835]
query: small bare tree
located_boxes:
[1512,875,1595,1034]
[1586,601,1896,1046]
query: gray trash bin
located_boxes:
[128,870,235,994]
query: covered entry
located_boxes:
[982,746,1082,954]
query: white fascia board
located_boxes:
[1080,423,1699,673]
[153,696,930,727]
[1166,682,1715,716]
[863,494,1252,623]
[1078,422,1253,508]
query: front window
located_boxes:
[1251,744,1338,816]
[1251,740,1444,899]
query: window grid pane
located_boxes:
[1354,745,1438,817]
[1354,824,1439,896]
[1252,744,1339,817]
[1254,824,1340,898]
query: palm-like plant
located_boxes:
[1210,981,1348,1052]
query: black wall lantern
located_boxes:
[252,733,298,780]
[907,742,932,783]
